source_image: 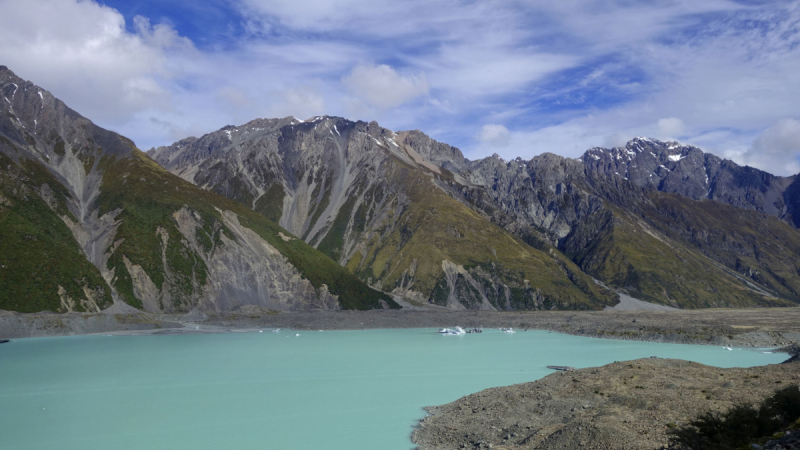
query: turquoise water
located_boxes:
[0,329,784,450]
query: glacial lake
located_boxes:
[0,328,785,450]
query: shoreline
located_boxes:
[2,307,799,351]
[411,357,800,450]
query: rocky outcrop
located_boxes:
[413,358,800,450]
[177,207,339,312]
[580,137,796,220]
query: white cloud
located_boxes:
[464,121,612,161]
[269,85,327,120]
[1,0,798,166]
[341,63,428,110]
[429,46,578,99]
[602,133,630,149]
[736,119,800,176]
[476,124,510,147]
[0,0,193,123]
[657,117,686,140]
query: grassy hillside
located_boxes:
[566,203,794,308]
[96,149,397,310]
[346,157,617,310]
[644,192,800,302]
[0,151,112,312]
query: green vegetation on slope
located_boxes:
[0,152,111,312]
[96,151,214,309]
[567,205,791,308]
[316,196,357,261]
[644,193,800,303]
[97,149,396,310]
[669,385,800,450]
[347,158,617,310]
[253,183,284,223]
[238,214,399,310]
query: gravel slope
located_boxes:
[412,358,800,450]
[2,308,800,350]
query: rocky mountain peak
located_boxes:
[578,137,796,219]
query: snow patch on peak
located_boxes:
[668,154,685,162]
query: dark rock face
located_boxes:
[785,176,800,228]
[580,137,796,220]
[400,129,469,174]
[428,137,800,307]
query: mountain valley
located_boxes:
[2,65,800,314]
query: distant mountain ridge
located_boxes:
[151,115,800,309]
[580,137,798,225]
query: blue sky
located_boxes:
[1,0,799,174]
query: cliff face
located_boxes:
[580,137,796,219]
[0,66,393,313]
[153,118,800,309]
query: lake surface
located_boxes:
[0,328,784,450]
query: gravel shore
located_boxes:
[2,307,800,349]
[412,358,800,450]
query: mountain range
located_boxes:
[2,65,799,314]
